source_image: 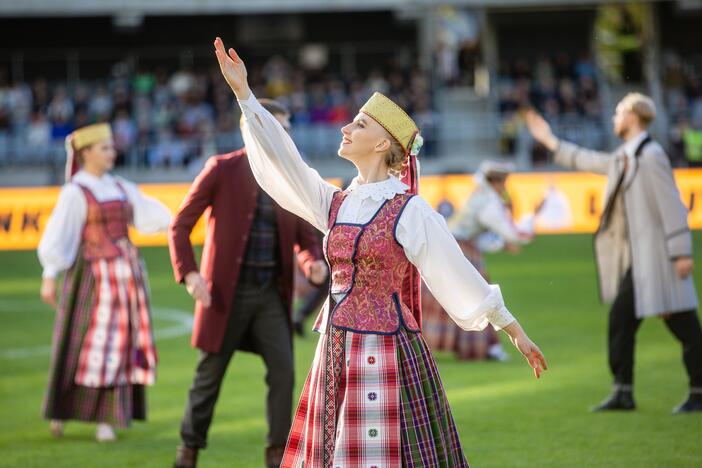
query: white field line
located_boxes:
[0,302,193,360]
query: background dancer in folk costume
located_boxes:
[214,37,547,467]
[38,124,171,442]
[526,94,702,414]
[423,161,532,362]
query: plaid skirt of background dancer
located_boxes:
[421,240,500,360]
[281,326,468,467]
[42,245,155,428]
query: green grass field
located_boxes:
[1,233,701,467]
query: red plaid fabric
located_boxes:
[43,255,147,427]
[332,332,401,467]
[282,331,330,467]
[282,330,402,467]
[75,241,157,387]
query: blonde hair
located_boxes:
[619,92,656,126]
[384,136,407,174]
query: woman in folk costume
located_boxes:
[422,161,532,362]
[38,123,171,442]
[214,37,547,467]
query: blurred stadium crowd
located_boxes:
[0,3,701,172]
[0,58,434,167]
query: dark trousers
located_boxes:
[609,269,702,389]
[180,280,294,449]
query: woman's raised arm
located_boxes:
[213,37,337,232]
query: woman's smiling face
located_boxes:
[338,112,391,163]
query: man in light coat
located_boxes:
[526,93,702,413]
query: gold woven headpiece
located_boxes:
[70,123,112,150]
[360,92,419,153]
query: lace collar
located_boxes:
[345,175,409,201]
[72,170,115,186]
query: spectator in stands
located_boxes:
[27,109,51,152]
[7,80,33,131]
[496,52,606,162]
[47,86,74,124]
[0,57,433,167]
[662,51,702,166]
[89,85,113,121]
[679,118,702,167]
[113,108,137,165]
[149,128,186,167]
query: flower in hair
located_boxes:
[410,134,424,157]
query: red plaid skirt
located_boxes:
[282,327,467,467]
[43,244,155,427]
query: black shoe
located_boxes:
[591,390,636,412]
[174,445,199,468]
[265,446,285,468]
[672,395,702,414]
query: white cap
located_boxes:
[478,160,515,178]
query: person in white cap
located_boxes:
[422,160,532,361]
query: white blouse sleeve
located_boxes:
[117,177,172,234]
[237,93,338,232]
[37,184,87,279]
[397,196,516,331]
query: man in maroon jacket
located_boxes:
[169,99,327,468]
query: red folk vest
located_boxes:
[323,191,420,334]
[77,183,133,261]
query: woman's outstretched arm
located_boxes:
[398,197,548,378]
[213,37,337,232]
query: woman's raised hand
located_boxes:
[213,37,250,99]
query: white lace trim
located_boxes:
[345,175,409,201]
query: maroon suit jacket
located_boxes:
[168,148,322,353]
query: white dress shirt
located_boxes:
[623,131,649,160]
[238,94,515,331]
[38,170,172,279]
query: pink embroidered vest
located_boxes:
[323,190,420,334]
[77,183,134,261]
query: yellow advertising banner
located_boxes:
[0,170,700,251]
